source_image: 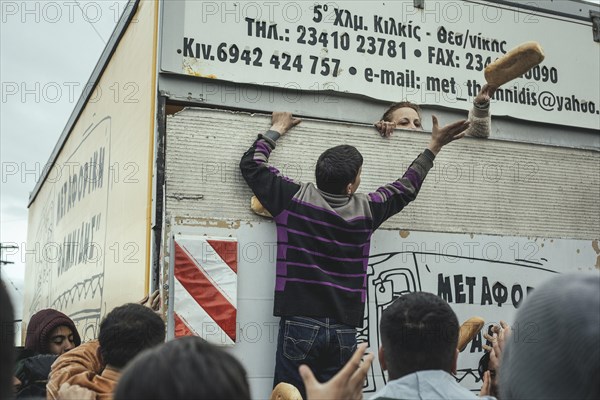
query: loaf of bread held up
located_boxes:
[458,316,485,352]
[484,41,545,87]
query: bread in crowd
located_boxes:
[270,382,303,400]
[458,316,485,352]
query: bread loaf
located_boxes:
[270,383,303,400]
[484,41,545,87]
[458,317,485,352]
[251,195,272,218]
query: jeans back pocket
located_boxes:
[283,320,320,361]
[336,328,357,365]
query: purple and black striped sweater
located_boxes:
[240,131,435,327]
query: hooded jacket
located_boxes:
[24,309,81,354]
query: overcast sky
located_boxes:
[1,0,599,325]
[1,0,129,321]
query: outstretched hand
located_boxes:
[139,289,161,311]
[483,320,511,362]
[427,116,470,155]
[271,112,301,135]
[374,120,396,138]
[300,343,373,400]
[474,84,497,106]
[479,370,492,397]
[482,320,511,398]
[57,383,95,400]
[138,290,164,321]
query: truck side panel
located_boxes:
[24,0,158,340]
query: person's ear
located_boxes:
[451,348,459,375]
[378,346,387,371]
[345,182,353,195]
[96,345,104,366]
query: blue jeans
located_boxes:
[273,316,357,399]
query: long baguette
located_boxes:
[484,41,545,87]
[458,317,485,352]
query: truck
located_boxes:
[24,0,600,397]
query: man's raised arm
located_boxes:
[239,112,302,218]
[369,116,470,229]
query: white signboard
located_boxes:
[167,222,599,397]
[364,229,597,393]
[160,1,600,130]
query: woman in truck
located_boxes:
[375,84,496,138]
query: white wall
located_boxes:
[165,108,599,397]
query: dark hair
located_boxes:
[380,292,458,379]
[315,145,363,194]
[114,336,251,400]
[98,303,165,368]
[1,281,15,400]
[382,101,422,122]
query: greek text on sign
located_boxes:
[160,1,600,129]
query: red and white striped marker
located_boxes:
[173,236,238,346]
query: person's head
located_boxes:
[500,273,600,399]
[382,101,423,130]
[114,336,251,400]
[98,303,165,369]
[1,281,15,400]
[379,292,459,380]
[315,145,363,195]
[24,309,81,355]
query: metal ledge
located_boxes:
[159,74,600,151]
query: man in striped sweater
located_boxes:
[240,112,469,399]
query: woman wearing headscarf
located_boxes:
[14,309,81,398]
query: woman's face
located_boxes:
[389,107,422,130]
[47,325,76,355]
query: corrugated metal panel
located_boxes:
[166,108,599,239]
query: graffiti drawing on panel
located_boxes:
[361,245,560,393]
[168,221,596,397]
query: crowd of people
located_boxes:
[1,91,598,400]
[2,273,598,399]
